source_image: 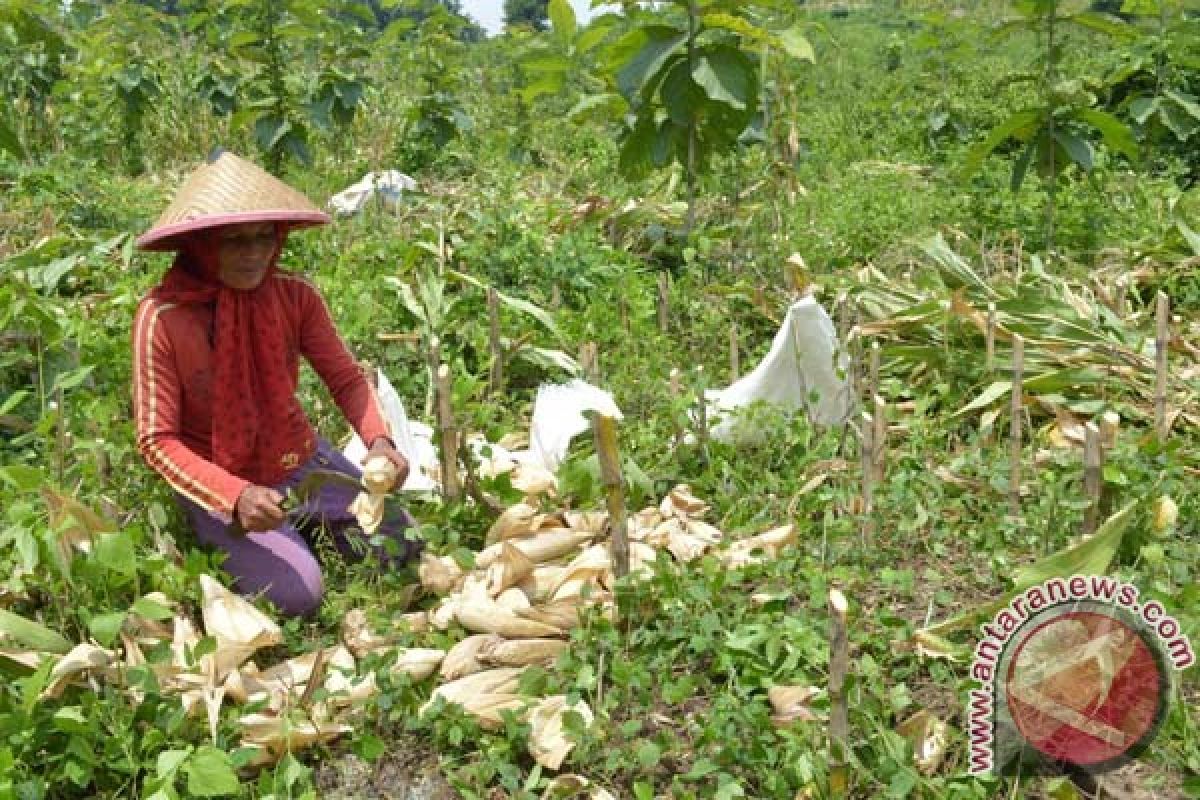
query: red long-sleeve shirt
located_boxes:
[133,272,389,515]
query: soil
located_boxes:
[314,735,458,800]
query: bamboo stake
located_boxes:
[1009,335,1024,517]
[579,342,599,383]
[592,415,630,579]
[828,588,850,798]
[669,367,683,445]
[868,341,881,402]
[729,319,740,380]
[550,284,562,310]
[54,386,65,486]
[1114,277,1127,319]
[657,272,670,334]
[860,411,875,547]
[435,364,460,501]
[1082,422,1103,536]
[985,303,996,371]
[1155,292,1169,442]
[487,287,503,396]
[424,334,440,418]
[872,394,886,483]
[1100,411,1120,452]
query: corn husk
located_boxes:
[486,542,537,597]
[423,667,529,726]
[564,510,608,535]
[628,508,664,540]
[496,587,533,611]
[361,455,399,494]
[42,488,111,565]
[398,610,431,633]
[430,598,462,631]
[341,609,395,658]
[442,634,501,681]
[199,574,282,679]
[720,524,797,568]
[547,545,611,600]
[896,710,950,775]
[528,695,594,770]
[511,463,558,499]
[390,647,446,683]
[42,642,117,699]
[486,503,543,544]
[239,708,352,763]
[348,491,385,534]
[520,565,568,602]
[456,595,565,639]
[768,685,823,726]
[660,485,709,519]
[516,600,585,632]
[476,531,594,569]
[419,554,466,595]
[478,637,567,668]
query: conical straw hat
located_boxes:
[136,150,330,250]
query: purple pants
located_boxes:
[178,438,420,616]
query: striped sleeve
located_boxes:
[285,276,392,447]
[132,298,249,515]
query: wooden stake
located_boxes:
[54,386,65,486]
[1100,411,1119,451]
[860,411,875,546]
[1009,335,1024,517]
[1114,277,1127,319]
[669,367,682,398]
[869,341,881,401]
[729,319,740,380]
[1155,292,1169,442]
[986,303,996,372]
[657,272,670,334]
[828,588,850,798]
[550,283,562,310]
[1083,422,1103,536]
[435,364,460,501]
[579,342,599,383]
[593,414,630,579]
[872,394,886,482]
[487,287,503,396]
[669,367,683,445]
[424,334,441,418]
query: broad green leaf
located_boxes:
[184,746,240,797]
[91,531,137,577]
[520,73,567,104]
[576,14,619,54]
[614,26,688,99]
[52,707,90,734]
[691,46,754,111]
[917,503,1135,640]
[567,92,626,122]
[0,609,71,653]
[1066,11,1138,39]
[961,109,1043,179]
[661,59,705,126]
[1011,137,1037,193]
[0,117,22,159]
[1053,130,1093,171]
[1129,95,1159,126]
[0,465,45,491]
[1023,368,1104,393]
[49,366,96,394]
[1159,100,1200,141]
[131,596,175,621]
[700,12,773,44]
[447,271,560,336]
[1163,89,1200,122]
[548,0,576,44]
[920,234,998,298]
[1075,108,1138,160]
[952,381,1012,418]
[776,25,815,62]
[157,748,192,778]
[88,611,127,647]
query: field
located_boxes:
[1,1,1198,798]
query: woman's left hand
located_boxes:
[365,437,410,489]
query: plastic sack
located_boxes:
[526,380,623,472]
[706,296,852,442]
[328,171,418,216]
[343,370,439,491]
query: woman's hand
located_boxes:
[365,437,410,489]
[235,485,285,532]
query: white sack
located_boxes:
[328,171,418,216]
[706,296,852,442]
[344,370,439,491]
[521,380,623,472]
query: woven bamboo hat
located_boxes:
[136,149,330,251]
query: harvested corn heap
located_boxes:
[20,477,796,779]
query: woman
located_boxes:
[132,150,418,616]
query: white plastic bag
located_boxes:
[328,171,418,216]
[706,296,852,442]
[343,370,439,491]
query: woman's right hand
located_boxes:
[235,485,285,532]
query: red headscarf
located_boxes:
[151,225,298,485]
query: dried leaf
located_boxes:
[529,695,594,770]
[768,685,823,726]
[199,574,282,679]
[897,710,950,774]
[43,642,116,699]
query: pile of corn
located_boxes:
[19,465,798,782]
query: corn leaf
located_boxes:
[0,610,71,654]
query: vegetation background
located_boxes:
[0,0,1197,798]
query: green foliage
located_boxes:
[505,0,550,33]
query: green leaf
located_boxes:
[1074,108,1138,160]
[691,46,754,111]
[1053,130,1093,171]
[1066,11,1138,39]
[91,531,137,577]
[1011,137,1036,193]
[131,597,175,621]
[951,381,1012,418]
[661,59,705,126]
[566,92,626,122]
[0,609,71,653]
[88,611,127,647]
[157,748,192,779]
[1163,89,1200,122]
[614,26,688,99]
[1177,218,1200,257]
[777,25,815,62]
[0,465,45,491]
[548,0,576,44]
[0,117,23,159]
[961,109,1043,179]
[53,707,91,734]
[1129,95,1159,126]
[184,746,240,797]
